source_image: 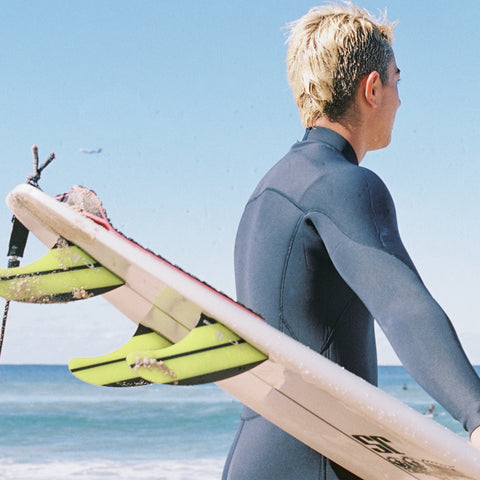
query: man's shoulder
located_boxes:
[306,162,387,196]
[298,164,393,222]
[248,137,391,210]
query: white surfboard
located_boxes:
[6,183,480,480]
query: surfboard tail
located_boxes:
[3,184,267,387]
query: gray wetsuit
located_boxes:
[222,127,480,480]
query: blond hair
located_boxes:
[286,3,395,126]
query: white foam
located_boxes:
[0,458,224,480]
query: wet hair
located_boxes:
[286,3,395,126]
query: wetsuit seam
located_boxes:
[279,215,304,340]
[321,455,327,480]
[222,416,246,479]
[319,294,356,356]
[359,168,387,251]
[246,187,306,213]
[245,188,307,340]
[306,207,413,270]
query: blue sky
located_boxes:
[0,0,479,365]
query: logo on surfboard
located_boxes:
[352,435,475,479]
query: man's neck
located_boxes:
[313,117,367,163]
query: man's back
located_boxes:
[235,127,389,383]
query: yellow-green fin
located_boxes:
[126,317,267,385]
[0,241,124,303]
[69,324,172,387]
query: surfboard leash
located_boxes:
[0,145,56,359]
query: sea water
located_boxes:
[0,365,472,479]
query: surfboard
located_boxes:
[5,183,480,480]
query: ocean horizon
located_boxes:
[0,364,473,479]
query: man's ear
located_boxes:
[361,71,382,108]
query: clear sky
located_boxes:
[0,0,479,365]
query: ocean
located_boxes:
[0,365,472,479]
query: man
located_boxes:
[222,4,480,480]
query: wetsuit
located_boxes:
[222,127,480,480]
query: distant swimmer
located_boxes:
[424,405,435,417]
[79,148,102,154]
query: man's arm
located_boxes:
[308,168,480,434]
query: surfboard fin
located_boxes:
[68,324,172,387]
[126,316,267,385]
[0,240,124,303]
